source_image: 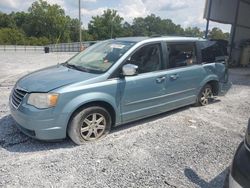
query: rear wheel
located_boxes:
[68,106,111,145]
[196,84,213,106]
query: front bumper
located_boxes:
[10,101,68,141]
[230,142,250,188]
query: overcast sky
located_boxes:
[0,0,231,32]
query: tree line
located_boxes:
[0,0,230,46]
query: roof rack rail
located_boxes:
[150,34,162,38]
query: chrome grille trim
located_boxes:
[11,87,27,109]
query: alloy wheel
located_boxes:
[80,113,106,141]
[200,87,213,105]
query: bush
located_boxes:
[26,36,50,45]
[0,28,26,45]
[0,28,50,45]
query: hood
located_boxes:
[17,65,98,92]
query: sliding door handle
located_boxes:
[170,74,179,80]
[156,76,166,83]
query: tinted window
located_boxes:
[129,43,162,74]
[167,43,197,69]
[200,41,226,63]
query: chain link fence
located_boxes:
[45,41,97,53]
[0,41,98,53]
[0,45,44,52]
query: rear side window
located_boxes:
[200,41,226,63]
[167,43,197,69]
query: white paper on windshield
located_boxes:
[110,44,125,49]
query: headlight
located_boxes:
[27,93,59,109]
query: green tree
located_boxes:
[162,20,184,35]
[0,12,16,28]
[88,9,124,40]
[144,14,162,35]
[0,28,25,44]
[208,27,229,40]
[0,3,232,45]
[184,27,203,37]
[9,12,29,30]
[131,17,148,36]
[121,22,133,37]
[82,31,94,41]
[131,14,185,36]
[27,0,70,42]
[26,36,50,45]
[0,0,94,45]
[68,17,80,42]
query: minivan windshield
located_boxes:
[65,40,135,74]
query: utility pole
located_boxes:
[79,0,83,51]
[205,0,212,38]
[229,0,240,63]
[110,22,113,39]
[110,17,114,39]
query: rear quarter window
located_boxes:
[200,41,227,63]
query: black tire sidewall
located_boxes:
[223,169,230,188]
[68,106,111,145]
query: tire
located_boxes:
[223,170,230,188]
[68,106,111,145]
[195,84,213,106]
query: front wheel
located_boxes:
[196,84,213,106]
[68,106,111,145]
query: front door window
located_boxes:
[129,43,162,74]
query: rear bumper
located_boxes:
[218,81,232,96]
[230,142,250,188]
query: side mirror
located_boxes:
[122,64,138,76]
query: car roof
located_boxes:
[115,36,207,43]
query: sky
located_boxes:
[0,0,231,32]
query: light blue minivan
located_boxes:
[9,37,230,144]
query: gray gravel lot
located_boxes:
[0,52,249,188]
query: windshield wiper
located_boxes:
[63,62,89,72]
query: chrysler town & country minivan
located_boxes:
[9,37,230,144]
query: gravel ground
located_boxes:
[0,52,249,188]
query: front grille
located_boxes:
[11,88,27,109]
